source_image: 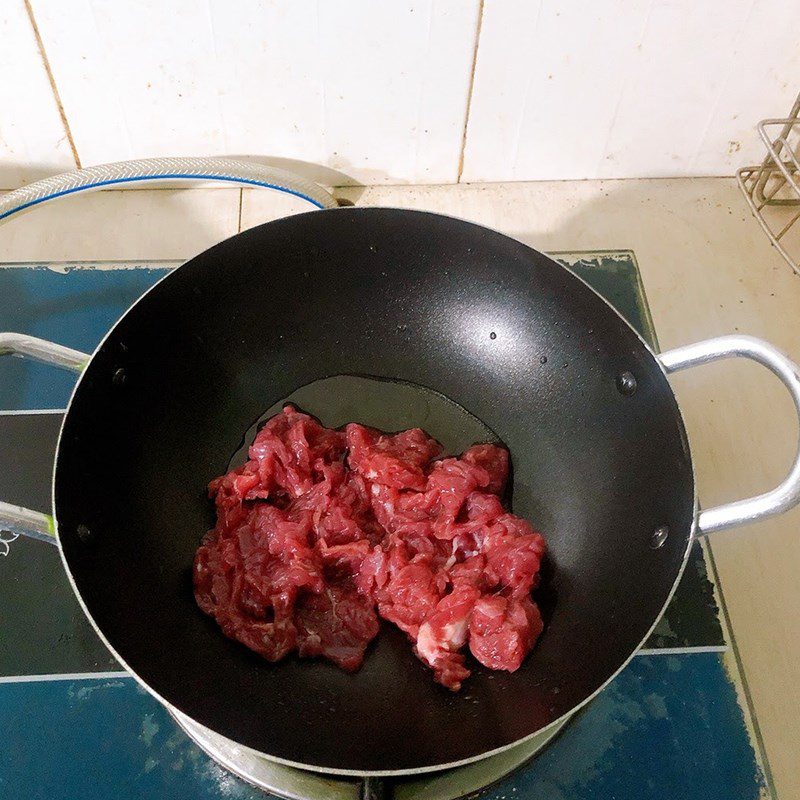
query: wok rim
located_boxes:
[49,207,699,776]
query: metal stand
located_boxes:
[738,92,800,274]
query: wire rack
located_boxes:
[737,92,800,275]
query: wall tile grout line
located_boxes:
[456,0,485,184]
[23,0,82,170]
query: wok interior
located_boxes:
[55,208,694,773]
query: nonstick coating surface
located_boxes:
[55,208,695,773]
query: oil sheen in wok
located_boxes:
[193,405,548,690]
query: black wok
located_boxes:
[2,208,799,775]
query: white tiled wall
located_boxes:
[0,2,76,188]
[28,0,480,185]
[2,0,799,188]
[462,0,800,182]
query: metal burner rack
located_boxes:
[738,92,800,274]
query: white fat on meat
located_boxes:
[416,617,470,666]
[443,540,459,571]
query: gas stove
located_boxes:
[173,710,567,800]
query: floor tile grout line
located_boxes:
[456,0,485,184]
[0,671,131,684]
[0,408,66,415]
[698,534,775,796]
[23,0,81,169]
[635,244,776,795]
[0,252,759,785]
[705,541,778,798]
[635,645,727,655]
[0,646,731,686]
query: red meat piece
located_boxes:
[469,595,544,672]
[194,533,299,662]
[423,458,493,538]
[415,585,480,691]
[248,406,346,499]
[478,512,545,597]
[346,424,442,490]
[378,561,442,638]
[448,553,487,589]
[462,443,509,494]
[295,585,380,671]
[194,406,548,691]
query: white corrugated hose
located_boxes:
[0,156,338,223]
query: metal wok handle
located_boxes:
[659,334,800,535]
[0,333,88,546]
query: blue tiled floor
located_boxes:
[0,258,764,799]
[0,653,763,800]
[0,266,172,410]
[484,653,763,800]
